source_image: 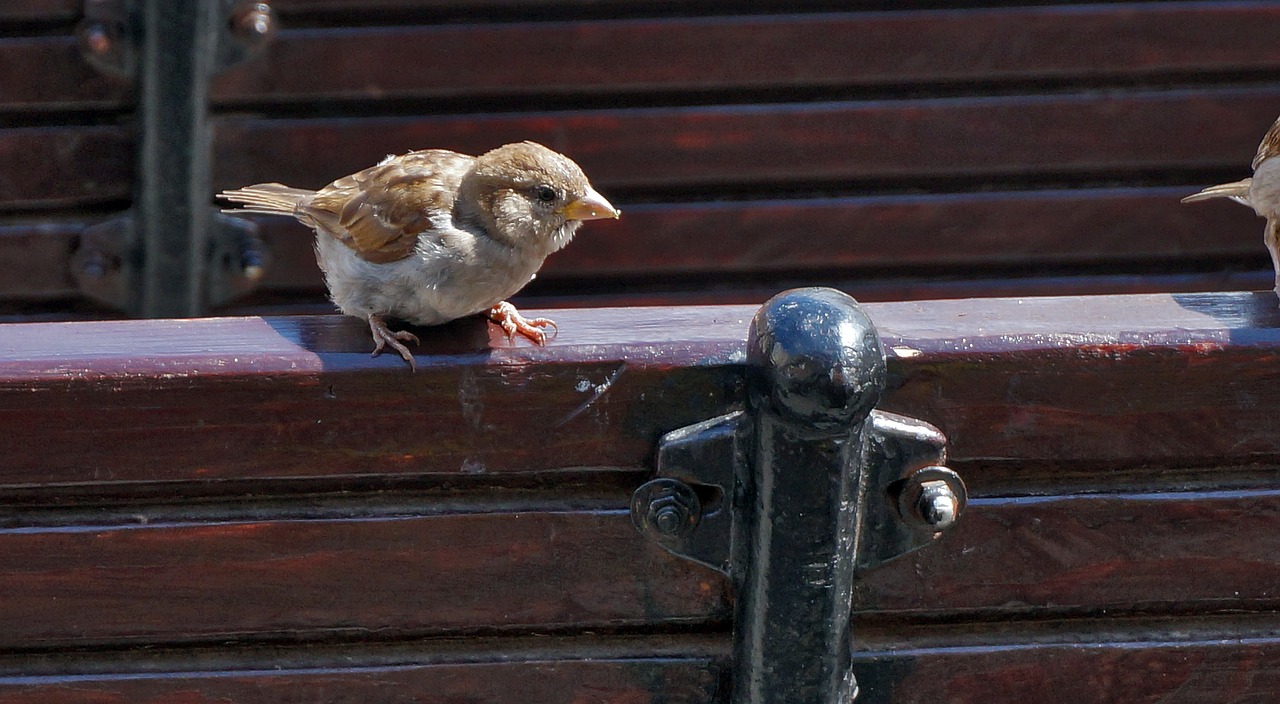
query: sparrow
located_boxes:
[1183,114,1280,303]
[218,141,619,368]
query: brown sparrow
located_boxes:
[218,141,618,367]
[1183,115,1280,302]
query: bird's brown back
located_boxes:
[300,149,475,264]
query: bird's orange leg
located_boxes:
[368,314,419,369]
[488,301,557,345]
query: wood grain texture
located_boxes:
[851,637,1280,704]
[1,186,1263,302]
[0,310,747,487]
[211,87,1280,192]
[211,4,1280,104]
[0,657,723,704]
[0,37,131,112]
[0,510,729,647]
[5,292,1280,489]
[0,1,78,22]
[853,488,1280,618]
[0,126,131,209]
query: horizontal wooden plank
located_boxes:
[211,4,1280,105]
[210,87,1279,193]
[853,488,1280,618]
[851,636,1280,704]
[0,222,80,299]
[0,510,728,647]
[0,1,77,22]
[0,126,131,210]
[0,656,723,703]
[0,310,746,487]
[5,292,1280,491]
[254,187,1266,283]
[1,186,1263,301]
[875,291,1280,470]
[0,37,131,112]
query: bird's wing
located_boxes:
[1254,115,1280,171]
[299,150,475,263]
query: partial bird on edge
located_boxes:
[1183,115,1280,303]
[218,141,619,368]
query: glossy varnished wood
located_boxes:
[5,293,1280,488]
[0,126,131,209]
[211,88,1278,192]
[0,655,724,704]
[0,510,728,647]
[851,636,1280,704]
[210,4,1280,104]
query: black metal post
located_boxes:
[134,0,221,316]
[736,287,888,704]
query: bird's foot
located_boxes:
[368,314,419,369]
[488,301,557,345]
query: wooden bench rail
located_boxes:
[2,290,1279,701]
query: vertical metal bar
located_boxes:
[135,0,220,316]
[736,287,888,704]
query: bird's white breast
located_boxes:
[314,218,546,326]
[1252,157,1280,219]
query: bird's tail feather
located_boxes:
[218,183,314,216]
[1181,178,1252,204]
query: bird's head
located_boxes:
[460,141,618,253]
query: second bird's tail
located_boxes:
[1181,178,1252,205]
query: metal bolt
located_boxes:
[652,503,688,535]
[631,478,701,541]
[82,23,114,55]
[896,465,966,533]
[916,480,958,530]
[233,3,274,40]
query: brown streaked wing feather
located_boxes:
[1254,115,1280,171]
[299,150,474,264]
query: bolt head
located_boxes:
[917,482,958,530]
[652,504,687,535]
[83,24,113,55]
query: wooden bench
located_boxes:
[2,288,1279,701]
[2,1,1280,316]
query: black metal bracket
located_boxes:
[74,0,276,316]
[630,287,966,704]
[78,0,276,79]
[71,213,268,312]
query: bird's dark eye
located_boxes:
[534,185,558,204]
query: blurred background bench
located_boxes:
[2,0,1279,319]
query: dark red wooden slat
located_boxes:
[211,88,1279,191]
[0,127,132,209]
[0,511,728,647]
[0,658,722,704]
[212,4,1280,104]
[0,1,78,21]
[851,638,1280,704]
[2,187,1262,301]
[244,187,1262,285]
[0,37,131,111]
[6,293,1280,489]
[0,222,80,299]
[853,489,1280,617]
[875,292,1280,468]
[0,311,746,487]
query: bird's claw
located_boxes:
[368,314,419,370]
[488,301,557,345]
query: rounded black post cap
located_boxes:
[747,287,886,429]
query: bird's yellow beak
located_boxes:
[560,187,620,221]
